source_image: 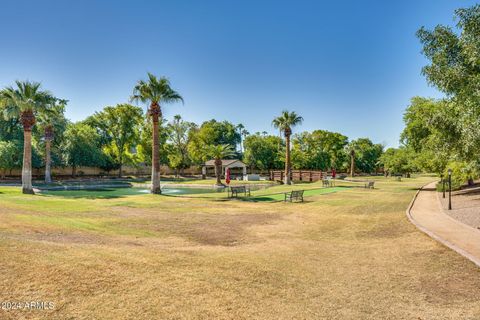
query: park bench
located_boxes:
[284,190,304,202]
[364,181,375,189]
[228,186,250,198]
[322,179,330,187]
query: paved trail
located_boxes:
[408,182,480,267]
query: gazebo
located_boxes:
[202,159,247,179]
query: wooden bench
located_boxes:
[228,186,250,198]
[284,190,304,202]
[364,181,375,189]
[323,178,336,187]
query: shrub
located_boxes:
[442,161,479,190]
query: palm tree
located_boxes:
[236,123,245,153]
[346,142,357,178]
[0,81,54,194]
[241,129,249,145]
[350,149,355,177]
[37,99,67,184]
[131,73,183,194]
[208,144,235,186]
[272,110,303,185]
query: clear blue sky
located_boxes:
[0,0,475,147]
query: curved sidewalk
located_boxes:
[407,182,480,267]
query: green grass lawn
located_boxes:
[0,175,479,319]
[249,186,348,201]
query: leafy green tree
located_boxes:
[136,117,169,167]
[188,119,241,164]
[417,5,480,101]
[131,73,183,194]
[207,144,235,186]
[346,138,383,175]
[0,141,19,179]
[314,130,349,169]
[291,132,330,170]
[243,134,284,171]
[291,130,348,170]
[443,161,479,189]
[61,122,105,177]
[86,104,144,177]
[0,81,55,194]
[166,115,195,176]
[0,116,23,142]
[380,147,417,177]
[272,110,303,185]
[413,4,480,183]
[401,97,457,174]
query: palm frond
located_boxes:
[272,109,303,133]
[130,73,183,107]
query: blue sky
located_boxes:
[0,0,475,147]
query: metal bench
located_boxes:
[364,181,375,189]
[228,186,250,198]
[284,190,304,202]
[322,179,330,187]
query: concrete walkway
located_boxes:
[407,181,480,267]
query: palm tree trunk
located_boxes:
[151,104,161,194]
[285,133,291,185]
[215,161,222,186]
[350,152,355,178]
[45,139,52,184]
[22,129,34,194]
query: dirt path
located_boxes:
[408,181,480,267]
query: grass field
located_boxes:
[0,176,479,319]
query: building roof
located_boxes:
[204,159,245,167]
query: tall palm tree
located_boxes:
[272,110,303,185]
[208,144,235,186]
[0,81,55,194]
[241,129,249,146]
[345,142,358,178]
[236,123,244,153]
[350,149,355,177]
[37,99,67,184]
[131,73,183,194]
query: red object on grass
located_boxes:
[226,168,231,184]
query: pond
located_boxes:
[38,186,226,199]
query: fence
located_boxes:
[269,170,324,182]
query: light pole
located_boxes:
[448,169,452,210]
[441,174,445,198]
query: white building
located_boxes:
[202,159,247,179]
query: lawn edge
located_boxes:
[405,181,480,268]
